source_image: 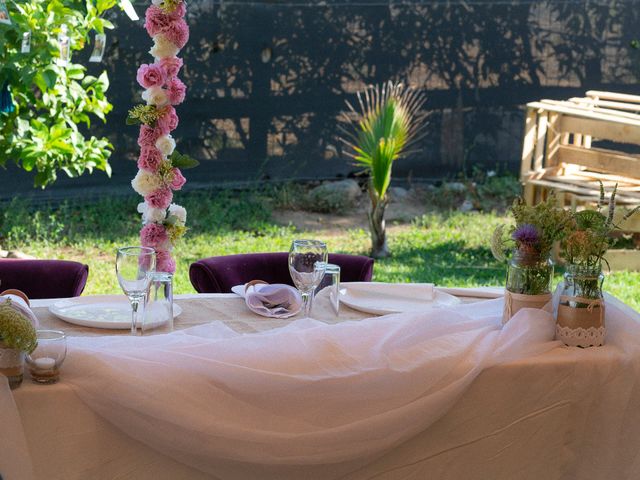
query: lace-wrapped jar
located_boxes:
[503,249,554,324]
[556,264,605,347]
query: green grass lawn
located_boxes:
[2,188,639,311]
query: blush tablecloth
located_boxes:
[4,288,640,480]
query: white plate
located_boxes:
[339,283,461,315]
[49,295,182,329]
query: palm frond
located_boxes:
[337,81,429,199]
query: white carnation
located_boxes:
[150,35,180,59]
[155,135,176,156]
[137,202,167,223]
[168,203,187,224]
[141,86,168,107]
[151,0,162,4]
[131,170,162,197]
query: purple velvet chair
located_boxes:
[189,252,374,294]
[0,259,89,299]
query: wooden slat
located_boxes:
[527,178,640,204]
[520,108,537,178]
[540,99,640,121]
[604,250,640,271]
[586,90,640,104]
[533,111,548,171]
[527,101,640,127]
[557,144,640,178]
[559,115,640,145]
[545,113,561,167]
[569,97,640,113]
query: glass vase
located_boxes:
[143,272,174,335]
[556,264,605,347]
[503,249,554,324]
[0,342,24,389]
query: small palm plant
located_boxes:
[338,82,428,258]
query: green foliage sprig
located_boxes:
[0,0,117,187]
[562,182,640,269]
[491,194,573,262]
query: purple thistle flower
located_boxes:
[512,223,539,246]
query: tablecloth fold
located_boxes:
[54,299,561,479]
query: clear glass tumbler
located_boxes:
[316,263,340,316]
[143,272,174,335]
[26,330,67,384]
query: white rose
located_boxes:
[168,203,187,224]
[131,170,162,196]
[141,86,168,107]
[155,135,176,156]
[150,35,180,59]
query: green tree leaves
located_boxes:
[0,0,117,187]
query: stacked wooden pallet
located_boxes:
[519,91,640,270]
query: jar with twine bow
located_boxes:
[556,264,605,347]
[491,195,573,325]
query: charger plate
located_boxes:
[339,283,461,315]
[49,295,182,329]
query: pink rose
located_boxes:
[167,2,186,20]
[140,222,168,248]
[157,105,179,134]
[144,5,172,37]
[155,249,176,273]
[136,63,166,89]
[170,168,186,190]
[145,186,173,210]
[167,78,186,105]
[137,125,162,148]
[159,57,183,80]
[137,146,164,172]
[163,19,189,49]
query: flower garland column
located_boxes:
[128,0,197,273]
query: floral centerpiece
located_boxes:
[0,297,38,389]
[492,195,573,323]
[557,184,639,347]
[127,0,198,275]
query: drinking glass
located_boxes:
[25,330,67,384]
[288,239,328,316]
[116,246,156,335]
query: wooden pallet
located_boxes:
[519,92,640,270]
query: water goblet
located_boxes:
[288,239,328,316]
[116,246,156,335]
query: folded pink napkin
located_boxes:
[244,282,302,318]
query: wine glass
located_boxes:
[288,239,328,316]
[116,246,156,335]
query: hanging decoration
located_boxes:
[0,0,11,25]
[21,31,31,53]
[57,24,71,66]
[89,33,106,63]
[127,0,198,274]
[0,81,15,114]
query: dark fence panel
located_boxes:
[7,0,640,200]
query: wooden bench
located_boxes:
[519,91,640,270]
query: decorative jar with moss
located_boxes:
[0,297,38,389]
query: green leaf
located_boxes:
[126,114,141,126]
[169,151,200,170]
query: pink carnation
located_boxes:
[137,125,162,148]
[140,222,168,248]
[167,78,186,105]
[167,2,186,20]
[155,249,176,273]
[137,147,163,172]
[159,57,183,80]
[136,63,166,89]
[163,19,189,49]
[144,5,172,37]
[157,106,179,134]
[145,186,173,210]
[170,168,186,190]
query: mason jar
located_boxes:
[556,264,605,347]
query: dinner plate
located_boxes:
[339,283,461,315]
[49,295,182,329]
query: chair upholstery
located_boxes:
[0,259,89,299]
[189,252,374,294]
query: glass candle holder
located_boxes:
[316,263,340,316]
[26,330,67,384]
[143,272,174,335]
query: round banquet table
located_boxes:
[5,288,640,480]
